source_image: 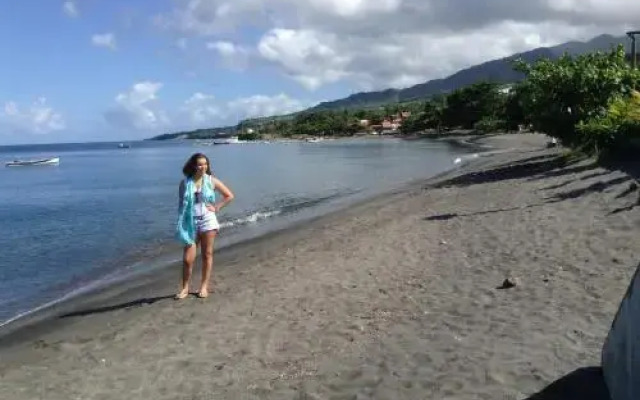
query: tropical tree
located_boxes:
[514,45,640,148]
[441,81,506,129]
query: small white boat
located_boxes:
[5,157,60,167]
[213,136,240,145]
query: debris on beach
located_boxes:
[546,137,559,148]
[497,277,519,289]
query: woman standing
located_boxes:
[176,153,234,299]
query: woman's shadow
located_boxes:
[58,295,175,318]
[525,367,610,400]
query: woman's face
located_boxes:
[195,157,208,176]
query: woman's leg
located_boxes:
[197,230,217,297]
[176,243,197,299]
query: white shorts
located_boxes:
[195,213,220,233]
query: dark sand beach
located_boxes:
[1,133,638,399]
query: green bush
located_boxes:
[473,118,506,134]
[399,102,443,134]
[515,45,640,150]
[576,90,640,157]
[441,82,506,129]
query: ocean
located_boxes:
[0,137,475,326]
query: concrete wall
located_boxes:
[601,262,640,400]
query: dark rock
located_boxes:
[497,278,519,289]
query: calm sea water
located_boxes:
[0,137,474,325]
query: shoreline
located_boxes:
[0,134,480,333]
[2,132,635,399]
[0,135,493,342]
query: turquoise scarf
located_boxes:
[176,174,216,245]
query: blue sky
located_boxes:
[0,0,633,145]
[0,0,342,144]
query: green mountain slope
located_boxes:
[149,34,629,140]
[310,34,627,111]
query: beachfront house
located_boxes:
[363,110,412,134]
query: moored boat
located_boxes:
[213,136,240,145]
[5,157,60,167]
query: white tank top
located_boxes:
[193,177,213,217]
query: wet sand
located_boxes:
[1,133,638,399]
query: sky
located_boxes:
[0,0,639,145]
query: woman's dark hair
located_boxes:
[182,153,212,177]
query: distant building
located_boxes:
[499,84,513,94]
[361,110,411,134]
[382,119,400,131]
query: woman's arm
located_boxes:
[208,176,234,212]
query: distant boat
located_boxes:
[5,157,60,167]
[213,136,240,145]
[118,143,130,148]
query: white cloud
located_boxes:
[104,82,170,130]
[546,0,640,24]
[1,97,65,135]
[104,81,305,132]
[91,33,117,50]
[180,92,308,127]
[63,1,78,18]
[310,21,597,90]
[157,0,639,90]
[206,40,251,69]
[154,0,270,36]
[306,0,402,18]
[227,93,307,118]
[258,29,350,90]
[182,92,223,125]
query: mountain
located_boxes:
[147,126,236,141]
[309,34,628,111]
[550,34,629,56]
[149,34,630,140]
